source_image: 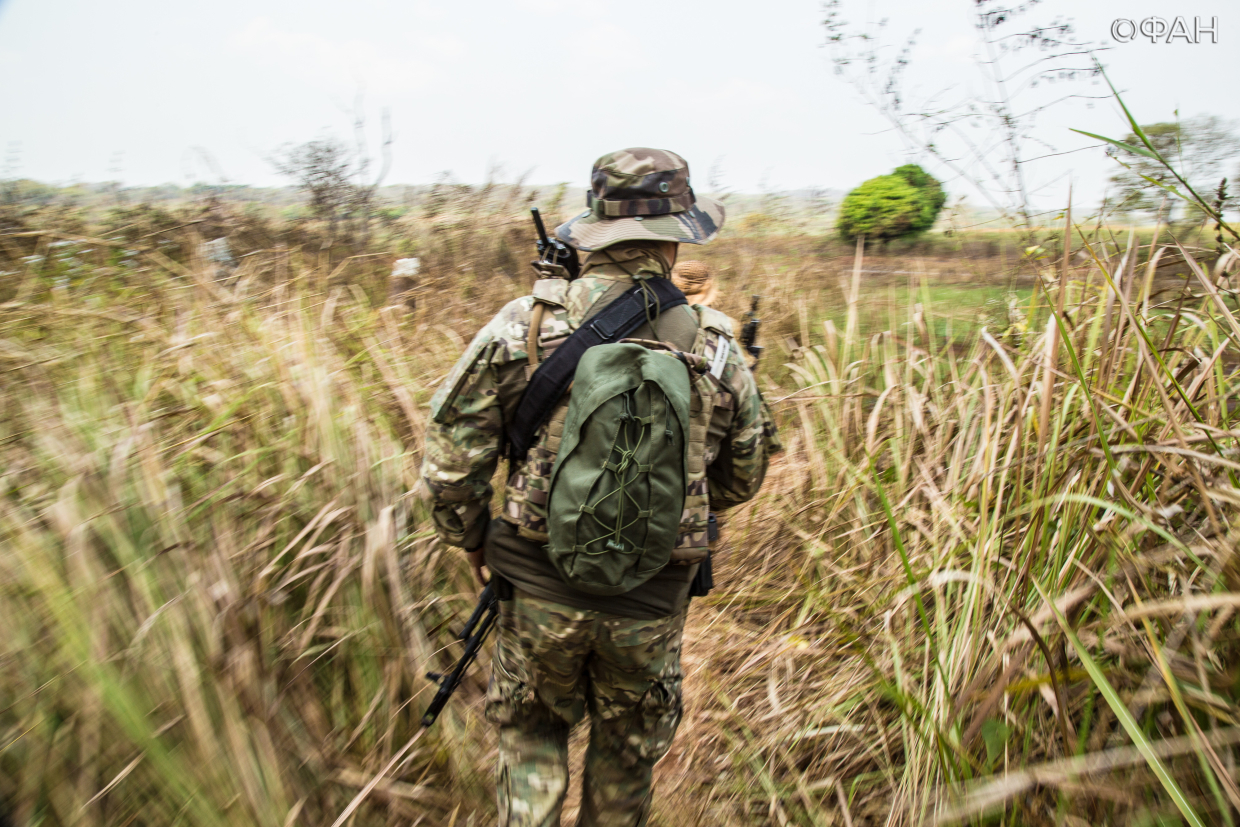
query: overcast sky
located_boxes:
[1,0,1236,211]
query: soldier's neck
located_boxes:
[579,245,673,281]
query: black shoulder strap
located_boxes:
[508,277,687,461]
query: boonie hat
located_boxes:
[555,148,726,252]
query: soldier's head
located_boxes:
[554,148,726,255]
[671,260,718,307]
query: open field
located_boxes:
[3,200,1240,825]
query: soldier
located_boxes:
[421,148,780,826]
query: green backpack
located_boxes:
[545,342,692,596]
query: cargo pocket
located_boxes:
[599,676,683,768]
[636,677,683,763]
[485,649,543,730]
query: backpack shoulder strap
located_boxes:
[508,277,687,461]
[526,278,571,376]
[526,304,546,375]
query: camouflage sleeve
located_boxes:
[421,358,503,548]
[707,343,782,510]
[420,314,518,549]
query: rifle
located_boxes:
[421,581,501,727]
[531,207,580,279]
[739,295,763,362]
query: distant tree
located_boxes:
[837,165,946,245]
[836,175,921,244]
[1108,115,1240,218]
[892,164,946,233]
[272,102,392,249]
[273,137,357,226]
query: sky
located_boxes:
[1,0,1237,212]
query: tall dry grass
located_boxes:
[2,203,1240,826]
[664,228,1240,825]
[0,243,517,825]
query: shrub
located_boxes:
[837,164,946,244]
[892,163,947,233]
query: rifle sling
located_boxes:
[508,277,687,461]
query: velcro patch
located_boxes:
[709,337,730,378]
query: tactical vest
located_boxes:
[503,278,737,566]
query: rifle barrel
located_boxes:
[741,295,763,361]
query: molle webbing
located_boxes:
[507,277,687,462]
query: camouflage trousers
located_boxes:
[484,593,686,827]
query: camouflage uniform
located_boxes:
[421,149,780,826]
[487,596,685,825]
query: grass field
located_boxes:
[3,202,1240,826]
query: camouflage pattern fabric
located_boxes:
[485,593,685,826]
[421,245,781,557]
[555,148,726,251]
[586,148,694,217]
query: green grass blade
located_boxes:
[1069,129,1158,160]
[1033,579,1207,827]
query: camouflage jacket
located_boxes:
[421,246,781,555]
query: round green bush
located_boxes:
[893,164,948,234]
[836,175,922,242]
[837,164,946,243]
